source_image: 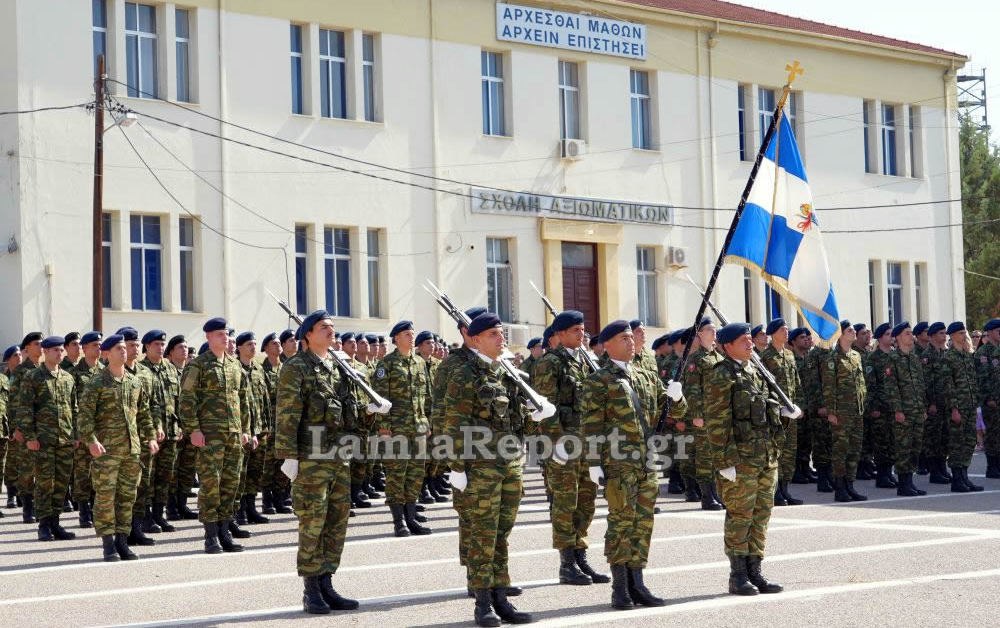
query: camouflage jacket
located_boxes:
[761,345,801,406]
[0,374,8,438]
[799,348,826,414]
[921,345,947,408]
[77,368,155,456]
[884,349,928,417]
[521,355,539,382]
[682,347,723,419]
[261,359,282,429]
[631,347,659,377]
[820,345,866,417]
[342,356,374,433]
[533,346,592,441]
[240,359,270,436]
[178,351,249,435]
[657,353,680,385]
[372,351,429,435]
[18,364,77,444]
[274,350,354,460]
[938,348,979,411]
[431,346,476,434]
[973,342,1000,406]
[9,359,38,432]
[140,357,181,438]
[703,356,784,469]
[862,348,894,415]
[421,355,439,418]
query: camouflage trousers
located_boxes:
[795,411,814,469]
[348,429,369,485]
[381,434,427,505]
[33,442,74,519]
[948,407,978,468]
[678,427,714,483]
[243,434,268,496]
[982,405,1000,458]
[453,471,471,566]
[151,438,179,505]
[196,433,244,523]
[778,416,798,482]
[13,438,34,496]
[462,457,522,589]
[173,436,198,499]
[292,459,351,577]
[810,412,832,467]
[604,465,658,568]
[717,460,778,557]
[870,411,896,466]
[860,414,874,463]
[0,437,7,486]
[132,447,156,517]
[922,407,949,459]
[91,454,141,537]
[544,458,597,550]
[830,413,863,480]
[893,411,925,473]
[71,442,93,501]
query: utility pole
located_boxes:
[92,54,105,331]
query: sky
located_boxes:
[737,0,998,142]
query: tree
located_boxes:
[960,114,1000,326]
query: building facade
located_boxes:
[0,0,968,346]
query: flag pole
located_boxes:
[655,61,803,433]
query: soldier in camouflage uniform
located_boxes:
[139,330,182,534]
[179,317,251,554]
[274,310,360,615]
[629,320,659,376]
[11,332,43,523]
[416,331,447,504]
[789,328,818,485]
[913,321,930,356]
[938,322,984,492]
[165,335,199,520]
[2,345,22,511]
[682,317,724,510]
[259,332,292,514]
[279,329,297,363]
[339,332,378,510]
[921,322,953,484]
[822,321,868,502]
[882,322,928,496]
[78,334,158,561]
[658,329,688,495]
[760,318,803,506]
[70,332,104,528]
[852,324,876,480]
[235,332,271,525]
[582,319,686,610]
[751,325,768,356]
[18,336,78,541]
[974,319,1000,478]
[863,323,898,489]
[801,331,834,492]
[533,310,607,586]
[372,321,433,536]
[443,313,542,626]
[521,338,544,382]
[704,323,795,597]
[0,347,14,517]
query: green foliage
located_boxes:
[961,115,1000,325]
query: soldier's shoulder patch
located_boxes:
[885,367,892,376]
[827,361,835,370]
[687,364,696,372]
[375,367,386,379]
[922,358,929,364]
[981,356,989,364]
[865,365,873,374]
[993,359,999,367]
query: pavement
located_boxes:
[1,454,998,627]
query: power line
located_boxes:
[0,103,91,116]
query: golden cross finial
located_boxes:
[785,60,804,86]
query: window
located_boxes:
[914,263,924,321]
[743,267,752,322]
[175,8,191,102]
[863,100,874,173]
[319,29,347,119]
[92,0,107,78]
[909,105,920,177]
[323,227,351,317]
[290,25,304,114]
[882,104,898,176]
[887,262,903,326]
[787,92,799,136]
[630,69,651,149]
[362,34,378,122]
[868,260,876,326]
[738,84,749,161]
[179,217,194,311]
[636,247,658,326]
[295,225,308,314]
[125,2,157,98]
[102,212,112,308]
[481,51,506,136]
[486,238,513,322]
[758,87,776,148]
[367,229,382,318]
[130,215,162,310]
[764,283,781,321]
[558,61,580,140]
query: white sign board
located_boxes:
[496,3,647,60]
[470,187,674,226]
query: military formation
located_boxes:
[1,302,997,626]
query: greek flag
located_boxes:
[726,115,840,344]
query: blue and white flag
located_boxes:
[726,115,840,344]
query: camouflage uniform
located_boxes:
[0,373,8,491]
[18,365,76,521]
[178,351,249,524]
[680,348,723,484]
[261,359,289,501]
[938,347,979,467]
[631,347,658,377]
[141,358,181,511]
[10,360,39,501]
[238,359,270,503]
[761,345,801,483]
[801,347,830,470]
[792,351,814,475]
[71,359,104,503]
[883,349,927,473]
[821,346,867,481]
[862,348,896,469]
[371,351,429,506]
[920,346,949,464]
[974,341,1000,462]
[344,357,374,487]
[77,369,155,536]
[125,361,158,522]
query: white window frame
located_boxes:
[882,103,898,176]
[294,224,309,314]
[486,238,514,323]
[558,60,580,140]
[362,33,378,122]
[636,246,659,326]
[125,2,158,98]
[129,214,163,311]
[863,99,875,173]
[178,216,194,312]
[175,8,191,103]
[630,69,651,150]
[102,211,113,309]
[887,261,903,326]
[319,28,347,119]
[290,24,304,114]
[367,228,382,318]
[914,262,925,322]
[92,0,107,78]
[738,84,749,161]
[481,50,506,136]
[758,86,777,148]
[323,227,352,317]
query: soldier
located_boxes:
[376,335,388,360]
[588,334,604,359]
[520,338,543,381]
[852,323,877,480]
[139,329,182,534]
[682,317,724,510]
[78,334,158,561]
[165,335,199,520]
[11,331,43,523]
[582,319,685,610]
[3,346,21,510]
[922,322,953,484]
[822,321,868,502]
[939,321,984,492]
[974,319,1000,478]
[534,310,607,586]
[61,332,82,371]
[279,329,297,363]
[0,346,14,517]
[340,332,379,508]
[443,313,544,625]
[704,323,797,596]
[658,329,687,495]
[760,318,803,506]
[178,317,251,554]
[18,336,78,541]
[275,310,360,615]
[71,331,104,528]
[801,329,834,493]
[883,322,928,496]
[789,328,818,485]
[416,330,447,504]
[862,323,898,490]
[912,322,930,356]
[235,332,271,525]
[259,332,292,514]
[751,325,767,356]
[372,321,432,536]
[629,320,658,376]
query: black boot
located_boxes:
[403,503,432,535]
[856,459,875,480]
[302,576,331,615]
[244,495,270,524]
[274,488,293,514]
[78,500,93,528]
[50,514,77,540]
[22,494,36,523]
[363,480,382,500]
[350,483,372,509]
[228,518,251,540]
[5,484,15,509]
[791,460,811,484]
[574,548,610,583]
[318,572,359,610]
[165,495,180,520]
[418,479,435,505]
[261,489,276,515]
[908,472,927,496]
[410,503,429,522]
[916,454,929,475]
[37,516,54,542]
[816,465,833,493]
[610,564,633,610]
[950,466,970,492]
[896,472,920,497]
[141,506,162,533]
[961,467,984,492]
[491,588,532,623]
[986,455,1000,479]
[780,481,803,505]
[627,568,666,606]
[845,480,867,501]
[683,476,700,502]
[235,500,248,526]
[219,519,245,552]
[875,464,897,488]
[833,477,852,502]
[114,532,139,560]
[390,504,410,537]
[203,522,223,554]
[177,494,199,519]
[746,555,783,593]
[929,458,952,484]
[773,482,788,506]
[473,588,501,627]
[728,555,758,595]
[434,475,452,495]
[102,535,120,562]
[152,502,176,532]
[558,547,591,585]
[939,458,954,481]
[667,467,685,494]
[700,481,723,510]
[372,474,386,492]
[63,495,75,512]
[129,516,156,546]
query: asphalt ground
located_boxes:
[1,454,998,627]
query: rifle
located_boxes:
[265,288,390,407]
[423,280,547,411]
[528,280,600,373]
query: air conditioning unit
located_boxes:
[502,323,531,348]
[667,246,688,268]
[560,138,587,160]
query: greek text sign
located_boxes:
[470,187,674,226]
[496,3,647,60]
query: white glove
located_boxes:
[281,459,300,482]
[367,399,392,415]
[551,438,570,466]
[780,404,803,419]
[450,471,468,492]
[666,380,683,402]
[719,466,736,482]
[589,466,605,485]
[530,399,557,422]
